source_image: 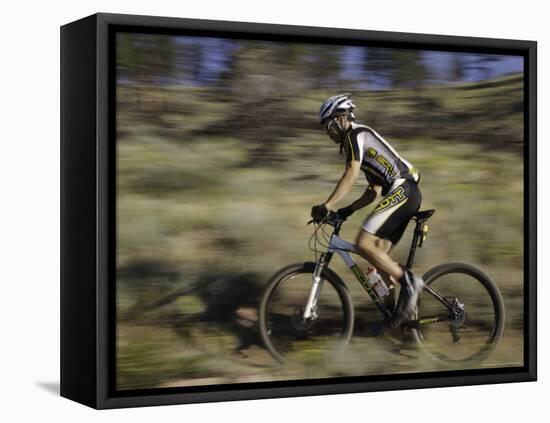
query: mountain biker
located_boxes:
[311,93,424,326]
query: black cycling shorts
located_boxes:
[361,178,421,244]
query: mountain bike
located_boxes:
[258,209,505,367]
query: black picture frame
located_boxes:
[61,12,537,409]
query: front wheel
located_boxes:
[258,262,354,363]
[412,263,505,367]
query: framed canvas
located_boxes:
[60,12,537,409]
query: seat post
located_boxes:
[405,219,423,270]
[406,209,434,270]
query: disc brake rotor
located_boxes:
[444,296,466,342]
[291,306,315,331]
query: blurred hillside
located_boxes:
[118,73,523,156]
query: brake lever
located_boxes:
[308,212,339,226]
[326,212,344,225]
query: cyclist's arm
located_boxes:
[350,184,381,211]
[324,160,361,210]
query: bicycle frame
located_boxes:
[303,232,394,322]
[302,216,455,328]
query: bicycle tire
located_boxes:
[258,262,354,363]
[412,262,505,367]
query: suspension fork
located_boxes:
[302,253,333,319]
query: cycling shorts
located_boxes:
[361,178,421,244]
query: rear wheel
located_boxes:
[412,263,505,367]
[258,262,354,363]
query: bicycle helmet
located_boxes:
[318,93,356,125]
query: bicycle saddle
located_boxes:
[414,209,435,220]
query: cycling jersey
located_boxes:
[343,122,420,194]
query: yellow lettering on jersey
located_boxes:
[366,147,377,158]
[376,154,396,176]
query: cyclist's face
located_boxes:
[324,115,347,143]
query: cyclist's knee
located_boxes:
[356,232,378,257]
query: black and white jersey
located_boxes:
[343,122,420,194]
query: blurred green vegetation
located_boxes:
[116,73,524,390]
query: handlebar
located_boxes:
[307,212,345,232]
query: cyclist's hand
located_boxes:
[336,205,354,221]
[310,204,328,223]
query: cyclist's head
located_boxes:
[319,93,355,143]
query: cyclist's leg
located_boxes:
[356,179,422,318]
[355,233,399,308]
[355,231,403,281]
[375,238,397,297]
[355,179,419,280]
[374,237,394,282]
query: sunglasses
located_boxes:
[323,116,342,134]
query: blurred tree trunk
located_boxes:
[363,47,394,87]
[117,33,178,114]
[307,45,342,90]
[449,55,465,82]
[219,41,314,100]
[364,47,430,89]
[391,50,430,88]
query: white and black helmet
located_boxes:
[318,93,356,124]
